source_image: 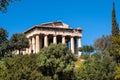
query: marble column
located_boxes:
[32,36,36,53]
[29,38,32,53]
[78,37,82,56]
[44,35,48,47]
[16,50,19,54]
[62,36,66,44]
[23,51,25,55]
[53,35,57,44]
[70,37,75,54]
[36,35,40,53]
[39,35,42,50]
[26,48,29,54]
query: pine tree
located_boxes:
[112,2,119,36]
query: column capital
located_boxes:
[35,34,40,36]
[32,34,37,37]
[78,36,82,38]
[53,34,57,37]
[28,36,33,39]
[62,35,66,37]
[44,34,49,36]
[70,36,75,38]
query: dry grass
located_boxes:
[75,57,83,68]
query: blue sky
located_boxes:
[0,0,120,45]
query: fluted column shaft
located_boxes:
[70,37,75,54]
[36,35,40,53]
[44,35,48,47]
[32,36,35,53]
[26,48,29,54]
[78,37,82,56]
[29,38,32,53]
[62,36,66,44]
[53,35,57,44]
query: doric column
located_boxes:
[44,35,48,47]
[62,36,66,44]
[23,51,25,55]
[78,37,82,56]
[39,35,42,50]
[16,50,19,54]
[26,48,29,54]
[32,36,36,53]
[74,38,77,54]
[53,35,57,44]
[70,36,75,54]
[36,35,40,53]
[29,38,32,53]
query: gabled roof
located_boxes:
[36,21,69,28]
[24,21,82,34]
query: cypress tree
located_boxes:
[111,2,120,63]
[112,2,119,36]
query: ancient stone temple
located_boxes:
[23,21,82,56]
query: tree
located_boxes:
[10,33,29,54]
[115,66,120,80]
[108,36,120,63]
[37,43,77,80]
[94,35,112,51]
[0,27,8,44]
[0,40,11,56]
[112,2,119,36]
[0,54,52,80]
[110,2,120,64]
[79,45,94,55]
[0,0,19,12]
[75,52,117,80]
[0,27,8,56]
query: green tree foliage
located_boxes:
[112,2,119,36]
[0,27,8,56]
[10,33,29,54]
[0,54,52,80]
[0,40,11,56]
[80,54,90,60]
[0,0,19,12]
[0,27,8,43]
[79,45,94,55]
[109,36,120,63]
[94,35,112,51]
[75,53,117,80]
[37,43,77,80]
[111,36,120,55]
[110,2,120,64]
[115,66,120,80]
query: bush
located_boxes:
[37,43,77,80]
[0,54,52,80]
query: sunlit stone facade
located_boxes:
[23,21,82,56]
